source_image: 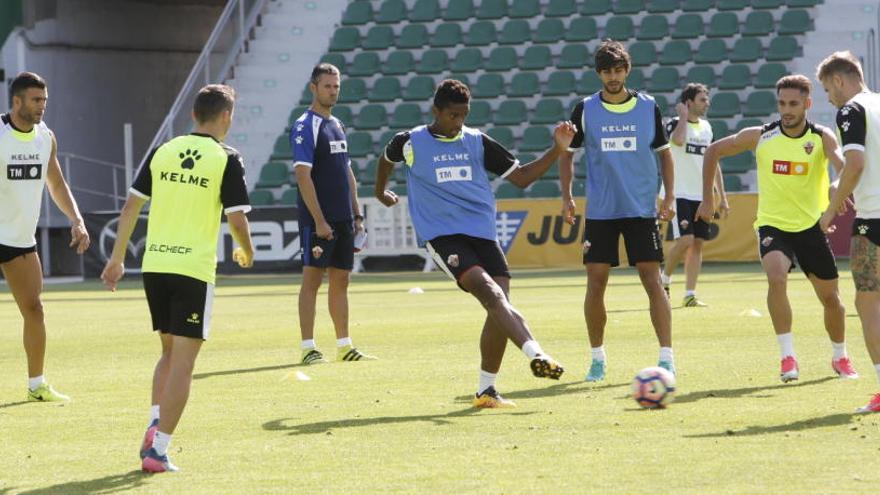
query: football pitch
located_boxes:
[1,263,879,494]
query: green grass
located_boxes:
[1,263,879,494]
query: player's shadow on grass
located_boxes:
[452,381,627,402]
[193,363,296,380]
[17,469,150,494]
[0,400,30,409]
[673,376,836,404]
[685,412,856,438]
[264,407,537,436]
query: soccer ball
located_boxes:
[631,366,676,409]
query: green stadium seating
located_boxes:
[615,0,645,14]
[708,93,741,118]
[518,153,537,166]
[683,0,714,10]
[647,0,679,12]
[723,174,743,191]
[319,53,346,73]
[721,151,754,173]
[716,0,747,9]
[444,0,474,20]
[755,63,788,88]
[572,179,586,196]
[363,26,394,51]
[767,36,798,61]
[521,126,552,152]
[369,77,402,102]
[751,0,782,8]
[630,41,657,66]
[349,52,381,77]
[288,105,308,122]
[376,0,406,23]
[391,183,407,196]
[464,21,497,46]
[447,74,471,87]
[577,71,602,94]
[545,71,577,95]
[496,182,525,199]
[485,47,517,72]
[494,100,528,125]
[403,76,435,100]
[477,0,507,19]
[687,66,716,87]
[467,101,492,126]
[473,74,505,98]
[660,40,692,65]
[629,68,646,90]
[339,78,367,103]
[566,17,598,43]
[534,19,565,43]
[672,14,704,38]
[279,187,298,206]
[360,161,378,185]
[743,11,773,37]
[779,10,812,35]
[558,44,591,69]
[605,16,635,40]
[431,23,462,48]
[730,38,762,62]
[354,104,388,129]
[250,189,276,206]
[397,25,428,49]
[546,0,577,16]
[531,98,566,124]
[540,157,561,179]
[744,91,775,117]
[390,104,423,128]
[357,184,374,197]
[508,73,540,97]
[648,67,680,93]
[510,0,540,17]
[707,12,739,38]
[416,49,448,73]
[450,48,483,72]
[299,86,312,105]
[786,0,817,5]
[500,20,531,45]
[383,51,414,75]
[735,118,763,132]
[528,180,562,197]
[255,162,290,188]
[637,15,669,40]
[409,0,440,21]
[580,0,612,15]
[329,27,360,52]
[348,132,373,157]
[486,127,515,149]
[342,1,372,25]
[709,119,730,139]
[694,39,727,64]
[719,64,751,90]
[520,45,552,70]
[333,106,353,125]
[654,93,669,115]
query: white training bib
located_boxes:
[0,114,52,247]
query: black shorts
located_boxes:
[583,217,664,267]
[852,218,880,246]
[757,222,838,280]
[143,272,214,340]
[426,234,510,291]
[670,198,710,240]
[0,243,36,264]
[300,220,354,271]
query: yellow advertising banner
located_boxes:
[497,193,760,268]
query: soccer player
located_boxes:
[101,84,255,472]
[817,51,880,412]
[292,63,374,365]
[661,83,729,307]
[375,79,573,408]
[697,74,857,383]
[559,40,676,382]
[1,72,89,402]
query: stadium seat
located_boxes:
[786,0,817,5]
[707,12,739,38]
[333,106,353,125]
[577,71,602,94]
[751,0,782,8]
[708,92,741,118]
[288,105,308,122]
[558,44,590,69]
[687,66,716,87]
[755,63,788,88]
[339,78,367,103]
[357,184,375,197]
[354,105,388,129]
[647,0,678,12]
[348,132,373,158]
[390,104,423,128]
[605,16,635,40]
[545,71,577,96]
[391,183,407,196]
[546,0,577,16]
[682,0,714,10]
[477,0,507,18]
[494,100,528,125]
[403,76,435,101]
[637,15,669,40]
[533,19,565,44]
[499,20,531,45]
[496,182,525,198]
[580,0,612,15]
[485,47,517,72]
[342,1,372,25]
[531,98,566,124]
[359,161,379,184]
[654,93,669,114]
[409,0,440,21]
[716,0,747,9]
[539,157,561,179]
[431,23,462,48]
[723,174,744,191]
[528,180,561,197]
[447,74,471,87]
[397,25,428,49]
[719,64,751,90]
[614,0,645,14]
[363,26,394,51]
[348,53,381,77]
[659,40,692,65]
[744,91,775,117]
[735,118,763,132]
[629,69,646,90]
[520,45,552,70]
[467,101,492,126]
[508,73,540,97]
[709,119,730,139]
[255,162,290,188]
[250,189,275,206]
[464,21,497,46]
[444,0,474,20]
[383,51,414,75]
[721,151,754,173]
[566,17,598,43]
[299,86,312,105]
[730,38,763,63]
[521,126,552,152]
[376,0,406,23]
[672,13,703,38]
[279,187,298,206]
[694,39,727,64]
[743,11,773,37]
[630,41,657,67]
[451,48,483,72]
[767,36,798,61]
[369,77,402,102]
[486,127,515,149]
[473,74,505,98]
[319,53,346,73]
[571,179,586,196]
[510,0,540,17]
[779,10,812,35]
[648,67,680,93]
[329,27,360,52]
[416,50,448,74]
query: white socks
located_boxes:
[150,405,160,423]
[659,347,674,363]
[777,332,795,358]
[301,339,316,350]
[685,290,696,297]
[28,375,45,391]
[337,337,352,348]
[831,341,847,360]
[521,340,544,360]
[478,370,497,395]
[591,346,606,362]
[153,431,172,456]
[660,273,671,285]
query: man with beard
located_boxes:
[559,40,677,382]
[697,75,858,383]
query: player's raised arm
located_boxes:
[697,127,760,222]
[505,121,576,188]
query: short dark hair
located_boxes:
[776,74,812,95]
[193,84,235,123]
[680,83,709,104]
[310,63,340,85]
[433,79,470,109]
[594,39,631,73]
[10,72,47,98]
[816,51,864,82]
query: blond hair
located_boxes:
[816,51,864,82]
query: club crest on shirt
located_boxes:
[446,254,459,267]
[858,224,869,235]
[761,236,773,247]
[803,141,814,155]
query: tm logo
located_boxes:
[496,211,528,253]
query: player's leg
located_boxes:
[851,234,880,412]
[472,275,516,408]
[299,266,327,364]
[327,221,375,361]
[759,230,797,382]
[683,237,706,305]
[583,219,620,381]
[141,331,172,459]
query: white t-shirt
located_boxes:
[0,114,53,247]
[836,91,880,218]
[665,117,713,201]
